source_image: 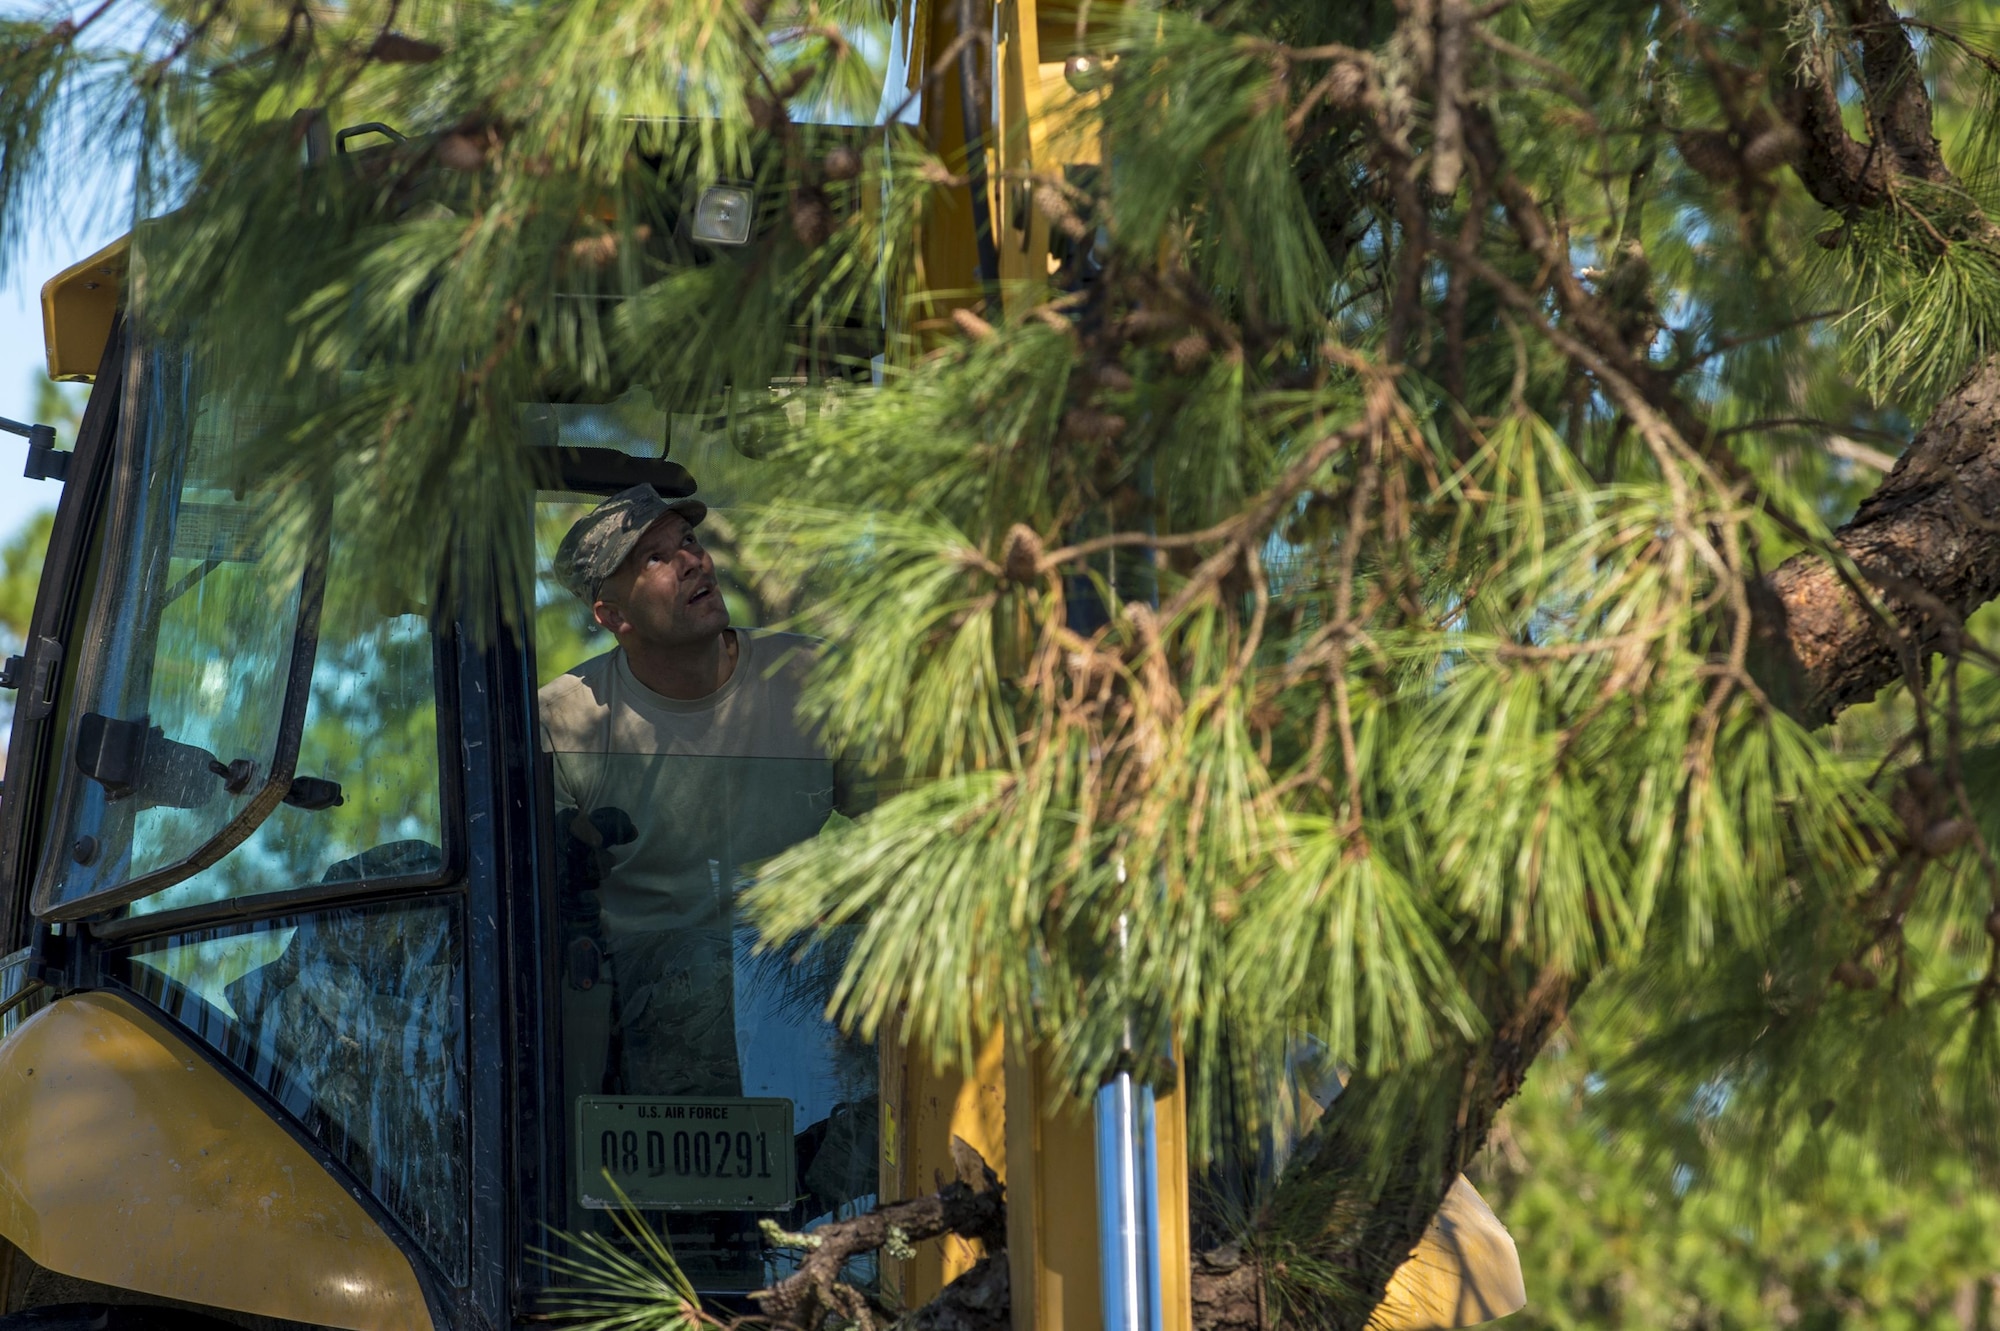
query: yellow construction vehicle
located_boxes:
[0,3,1526,1328]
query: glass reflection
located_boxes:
[548,750,876,1290]
[123,519,447,918]
[45,349,308,910]
[533,422,874,1291]
[123,901,468,1278]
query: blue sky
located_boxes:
[0,0,143,546]
[0,178,129,545]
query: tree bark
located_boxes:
[754,1155,1005,1329]
[1190,1248,1265,1330]
[1188,972,1575,1331]
[1756,354,2000,726]
[909,1253,1011,1331]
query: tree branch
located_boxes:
[1188,972,1574,1331]
[1846,0,1952,185]
[1780,31,1895,212]
[754,1143,1006,1331]
[1758,355,2000,724]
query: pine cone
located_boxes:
[568,233,618,266]
[1674,129,1735,183]
[437,132,488,173]
[1061,407,1127,443]
[791,187,832,247]
[1920,818,1974,859]
[1322,63,1367,110]
[952,307,996,340]
[1037,184,1089,239]
[1741,123,1801,174]
[1002,524,1044,583]
[1172,332,1211,373]
[823,144,862,181]
[1905,763,1942,803]
[1891,784,1927,845]
[1119,309,1185,340]
[368,32,443,63]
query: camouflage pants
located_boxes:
[608,928,741,1097]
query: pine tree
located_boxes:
[10,0,2000,1326]
[1471,1001,2000,1331]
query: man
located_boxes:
[539,482,849,1101]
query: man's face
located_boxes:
[591,513,730,649]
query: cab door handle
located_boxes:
[18,637,61,722]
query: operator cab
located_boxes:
[0,325,885,1326]
[0,5,913,1313]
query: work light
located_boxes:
[691,185,754,246]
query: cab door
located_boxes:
[512,401,884,1305]
[0,333,499,1331]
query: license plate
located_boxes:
[576,1096,796,1211]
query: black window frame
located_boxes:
[0,322,129,949]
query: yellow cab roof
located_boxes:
[41,236,129,383]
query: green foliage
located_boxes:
[540,1183,712,1331]
[16,0,2000,1316]
[0,372,78,653]
[31,369,84,440]
[0,509,53,653]
[1835,190,2000,404]
[0,16,77,269]
[1477,1003,2000,1331]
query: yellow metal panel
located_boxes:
[994,0,1047,305]
[917,0,983,314]
[1374,1176,1528,1330]
[993,2,1115,323]
[994,0,1108,310]
[1153,1060,1193,1331]
[0,992,432,1331]
[1003,1047,1195,1331]
[939,1033,1008,1284]
[1003,1046,1100,1331]
[886,1029,1008,1307]
[40,238,128,383]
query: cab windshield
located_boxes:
[33,346,312,916]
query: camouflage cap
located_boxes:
[554,484,709,602]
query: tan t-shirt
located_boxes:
[538,629,840,938]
